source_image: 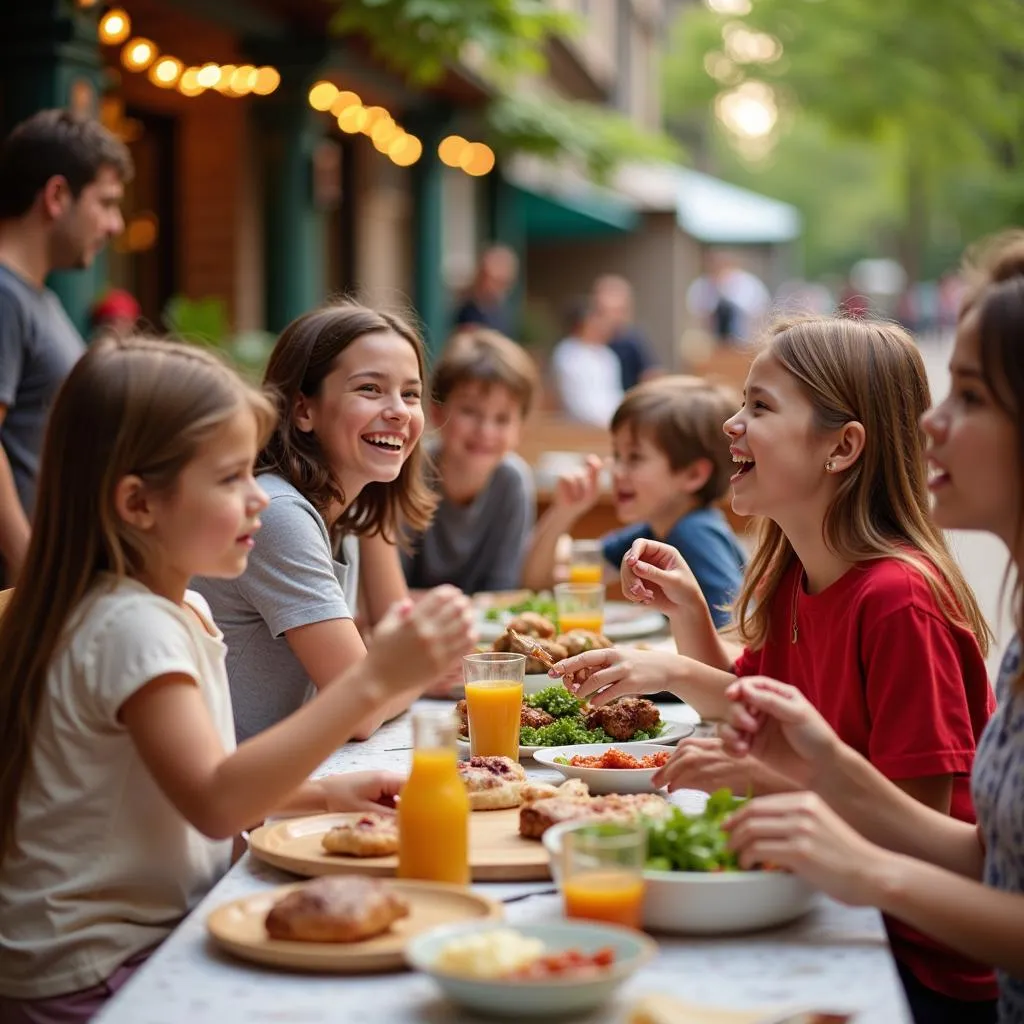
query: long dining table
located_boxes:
[94,698,913,1024]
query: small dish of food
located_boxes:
[533,742,673,794]
[406,921,656,1017]
[543,790,816,935]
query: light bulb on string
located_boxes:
[148,56,183,88]
[252,67,281,95]
[99,8,131,44]
[438,135,468,167]
[121,38,158,72]
[459,142,495,176]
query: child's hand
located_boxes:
[620,538,702,614]
[719,676,841,788]
[725,792,889,907]
[318,770,405,813]
[366,585,476,693]
[552,455,604,517]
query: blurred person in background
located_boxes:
[453,244,519,338]
[0,109,130,583]
[550,295,622,427]
[687,251,771,347]
[592,274,660,391]
[88,288,140,342]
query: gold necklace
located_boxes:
[791,571,801,644]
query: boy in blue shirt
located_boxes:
[521,378,746,628]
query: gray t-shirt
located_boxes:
[0,265,85,516]
[193,473,359,743]
[972,636,1024,1022]
[402,452,535,594]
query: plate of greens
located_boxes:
[456,686,698,760]
[543,790,816,934]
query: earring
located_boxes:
[825,460,835,473]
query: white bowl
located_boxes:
[532,743,671,794]
[543,821,816,936]
[405,920,656,1018]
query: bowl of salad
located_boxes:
[543,790,816,935]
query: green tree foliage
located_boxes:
[663,0,1024,279]
[328,0,574,85]
[327,0,679,179]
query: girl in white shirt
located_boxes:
[0,337,475,1023]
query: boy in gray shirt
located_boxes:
[403,327,538,594]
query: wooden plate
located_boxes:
[207,879,501,973]
[249,808,550,882]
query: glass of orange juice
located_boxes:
[561,823,647,930]
[555,581,605,634]
[463,652,525,759]
[568,539,604,585]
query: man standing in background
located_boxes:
[593,274,660,391]
[0,109,130,581]
[453,244,519,338]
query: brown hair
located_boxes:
[257,301,437,542]
[432,327,538,416]
[0,337,275,861]
[611,377,739,506]
[0,109,133,219]
[959,231,1024,686]
[732,316,989,654]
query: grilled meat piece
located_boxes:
[521,705,555,729]
[584,697,661,741]
[556,630,613,656]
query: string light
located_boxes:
[99,8,131,44]
[330,90,361,116]
[388,133,422,167]
[121,38,157,72]
[360,106,390,134]
[308,81,338,111]
[230,65,258,95]
[337,105,369,133]
[178,67,205,97]
[147,56,183,88]
[252,67,280,96]
[459,142,495,176]
[438,135,468,167]
[196,63,222,89]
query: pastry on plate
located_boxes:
[520,791,670,840]
[321,813,398,857]
[264,876,409,943]
[520,778,590,805]
[458,755,527,810]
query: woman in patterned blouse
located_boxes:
[720,231,1024,1024]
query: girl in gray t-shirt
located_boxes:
[196,303,439,742]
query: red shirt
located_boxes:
[734,557,996,1001]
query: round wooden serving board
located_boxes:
[248,808,550,882]
[207,878,501,973]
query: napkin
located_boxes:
[628,994,852,1024]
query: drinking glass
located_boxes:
[568,538,604,585]
[462,652,525,759]
[561,823,647,929]
[554,581,605,634]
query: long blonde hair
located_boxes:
[733,317,990,654]
[0,337,275,861]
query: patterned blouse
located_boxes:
[972,637,1024,1023]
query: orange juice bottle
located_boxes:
[465,680,522,759]
[562,870,645,929]
[397,710,469,885]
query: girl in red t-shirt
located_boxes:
[551,316,996,1021]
